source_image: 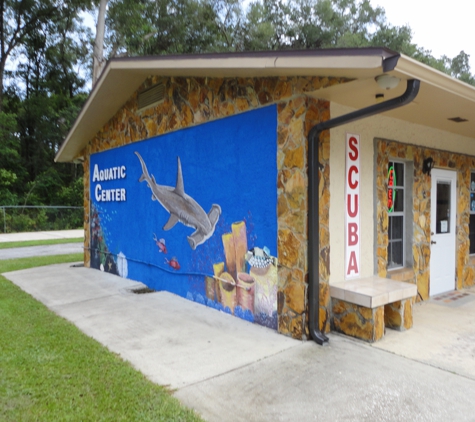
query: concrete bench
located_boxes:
[330,276,417,342]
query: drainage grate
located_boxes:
[130,287,156,294]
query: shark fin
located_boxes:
[163,213,179,231]
[151,195,157,201]
[174,157,185,197]
[139,175,146,182]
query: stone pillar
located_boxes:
[384,298,413,331]
[332,299,384,343]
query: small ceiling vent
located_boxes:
[448,117,468,123]
[138,83,165,111]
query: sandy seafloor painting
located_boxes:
[90,105,279,329]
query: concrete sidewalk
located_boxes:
[0,243,83,259]
[0,229,84,259]
[0,229,83,243]
[3,263,475,421]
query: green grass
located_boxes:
[0,237,83,250]
[0,255,204,422]
[0,254,84,273]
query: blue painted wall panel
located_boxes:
[90,106,278,328]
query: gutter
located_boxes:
[307,76,420,345]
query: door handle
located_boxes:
[431,240,436,244]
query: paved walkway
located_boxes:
[3,261,475,421]
[0,229,84,259]
[0,243,83,259]
[0,229,83,243]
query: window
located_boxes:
[387,161,405,269]
[470,173,475,254]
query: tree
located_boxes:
[0,111,22,204]
[93,0,107,85]
[2,1,91,207]
[0,0,61,109]
[449,51,475,85]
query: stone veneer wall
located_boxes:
[375,139,475,299]
[81,75,345,339]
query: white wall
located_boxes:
[329,102,475,283]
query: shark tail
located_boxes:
[134,151,152,184]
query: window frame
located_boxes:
[469,172,475,255]
[387,160,406,270]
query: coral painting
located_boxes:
[196,221,278,329]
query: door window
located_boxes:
[435,181,451,234]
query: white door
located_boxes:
[430,169,456,296]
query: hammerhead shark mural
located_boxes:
[134,152,221,250]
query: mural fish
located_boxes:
[135,152,221,250]
[245,246,276,268]
[153,233,167,253]
[165,257,181,270]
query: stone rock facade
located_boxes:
[332,299,384,342]
[375,139,475,299]
[81,75,346,340]
[384,299,413,331]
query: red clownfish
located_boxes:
[153,233,167,254]
[165,257,180,270]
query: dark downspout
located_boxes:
[307,78,421,345]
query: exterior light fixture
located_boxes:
[422,157,435,175]
[375,74,401,90]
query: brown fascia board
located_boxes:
[55,48,400,163]
[109,47,400,64]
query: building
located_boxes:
[56,48,475,343]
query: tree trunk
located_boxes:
[92,0,107,86]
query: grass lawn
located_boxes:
[0,255,204,422]
[0,237,83,250]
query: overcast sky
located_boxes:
[373,0,474,69]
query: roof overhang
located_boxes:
[55,48,475,163]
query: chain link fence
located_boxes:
[1,206,84,233]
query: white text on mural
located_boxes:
[93,164,127,202]
[345,133,360,278]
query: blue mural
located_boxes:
[90,105,279,329]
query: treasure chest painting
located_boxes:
[89,105,278,330]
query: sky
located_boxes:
[373,0,475,69]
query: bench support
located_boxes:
[330,276,417,342]
[385,298,413,331]
[332,299,385,342]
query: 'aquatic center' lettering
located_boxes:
[92,164,126,182]
[93,164,127,202]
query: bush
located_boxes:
[1,206,83,233]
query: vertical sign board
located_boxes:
[345,133,360,279]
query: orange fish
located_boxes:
[153,233,167,254]
[165,257,180,270]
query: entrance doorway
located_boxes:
[430,169,456,296]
